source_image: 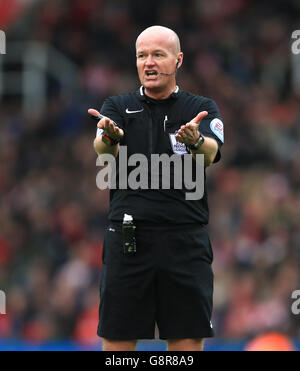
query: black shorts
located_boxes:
[97,222,214,340]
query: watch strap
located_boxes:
[188,133,205,151]
[102,134,120,146]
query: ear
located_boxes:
[176,53,183,69]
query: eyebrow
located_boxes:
[137,49,166,54]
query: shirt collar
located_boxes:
[137,85,180,101]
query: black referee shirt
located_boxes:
[98,86,224,225]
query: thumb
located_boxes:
[88,108,107,121]
[192,111,208,124]
[88,108,101,116]
[88,108,105,121]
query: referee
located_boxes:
[92,26,224,351]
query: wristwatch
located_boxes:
[188,133,205,151]
[102,134,120,146]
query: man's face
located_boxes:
[136,31,180,93]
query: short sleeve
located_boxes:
[199,98,224,163]
[95,97,124,138]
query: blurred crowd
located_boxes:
[0,0,300,345]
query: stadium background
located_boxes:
[0,0,299,351]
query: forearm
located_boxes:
[93,136,120,157]
[191,136,218,167]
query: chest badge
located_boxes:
[169,133,188,155]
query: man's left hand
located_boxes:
[175,111,208,147]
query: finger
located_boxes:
[179,127,193,138]
[116,128,124,136]
[178,125,188,133]
[109,122,117,133]
[178,131,188,140]
[89,109,118,129]
[182,124,194,135]
[88,108,101,116]
[116,128,124,137]
[104,118,112,130]
[98,119,107,130]
[114,126,122,134]
[175,133,186,143]
[106,122,122,137]
[175,135,184,143]
[192,111,208,124]
[88,108,106,121]
[186,122,197,129]
[97,117,108,128]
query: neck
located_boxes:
[144,84,177,100]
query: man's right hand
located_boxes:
[88,108,124,141]
[99,116,124,141]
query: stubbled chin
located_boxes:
[143,80,161,89]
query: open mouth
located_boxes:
[145,71,158,76]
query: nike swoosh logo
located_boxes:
[126,108,144,114]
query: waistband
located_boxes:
[108,220,206,231]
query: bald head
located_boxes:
[135,25,183,99]
[136,25,181,55]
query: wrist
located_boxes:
[102,134,120,146]
[188,133,205,151]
